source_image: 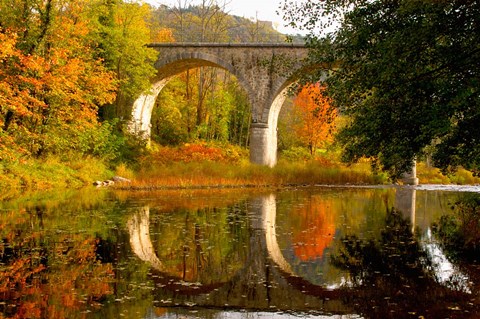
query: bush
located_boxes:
[144,141,247,165]
[280,146,313,162]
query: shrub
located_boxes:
[280,146,313,162]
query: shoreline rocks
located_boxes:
[93,176,131,187]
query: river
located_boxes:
[1,186,479,318]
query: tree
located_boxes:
[0,1,117,159]
[293,84,336,155]
[93,0,157,120]
[282,0,480,178]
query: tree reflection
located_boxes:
[291,196,336,261]
[331,208,476,318]
[143,204,249,284]
[0,198,116,319]
[433,194,480,263]
[332,208,431,287]
[432,194,480,316]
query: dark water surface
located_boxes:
[1,186,480,318]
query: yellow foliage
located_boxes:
[153,27,175,42]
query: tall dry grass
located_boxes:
[121,156,385,190]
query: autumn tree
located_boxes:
[152,27,176,43]
[0,1,117,160]
[93,0,157,120]
[282,0,480,177]
[293,84,337,155]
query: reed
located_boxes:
[121,157,384,190]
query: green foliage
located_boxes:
[284,0,480,179]
[433,195,480,262]
[280,146,314,162]
[151,78,189,145]
[225,81,251,147]
[151,70,251,148]
[92,0,157,119]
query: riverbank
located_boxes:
[0,156,113,201]
[118,160,387,190]
[2,143,480,200]
[0,155,384,200]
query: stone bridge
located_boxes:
[128,43,309,167]
[128,43,419,184]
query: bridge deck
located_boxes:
[148,42,306,48]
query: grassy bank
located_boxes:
[122,160,387,190]
[2,142,479,200]
[0,156,113,200]
[416,162,480,185]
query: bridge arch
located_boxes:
[129,43,309,167]
[126,195,345,308]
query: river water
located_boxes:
[1,186,479,318]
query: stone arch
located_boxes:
[129,52,253,138]
[128,44,314,168]
[251,63,311,167]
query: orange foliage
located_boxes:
[0,7,117,158]
[147,142,242,164]
[293,84,337,154]
[0,221,114,319]
[292,197,336,261]
[153,28,176,42]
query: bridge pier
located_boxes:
[401,161,419,185]
[249,123,277,167]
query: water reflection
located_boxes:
[422,228,472,293]
[394,187,416,231]
[256,194,293,274]
[394,188,473,293]
[128,207,164,270]
[125,193,352,314]
[1,187,479,318]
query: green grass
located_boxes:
[0,156,112,200]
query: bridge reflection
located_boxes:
[127,194,354,314]
[126,188,470,316]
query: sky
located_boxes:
[152,0,303,35]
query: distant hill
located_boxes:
[149,4,304,44]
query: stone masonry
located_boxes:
[128,43,418,184]
[128,43,308,167]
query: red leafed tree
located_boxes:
[293,84,337,155]
[292,196,336,261]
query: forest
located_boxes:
[1,0,478,195]
[0,0,346,194]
